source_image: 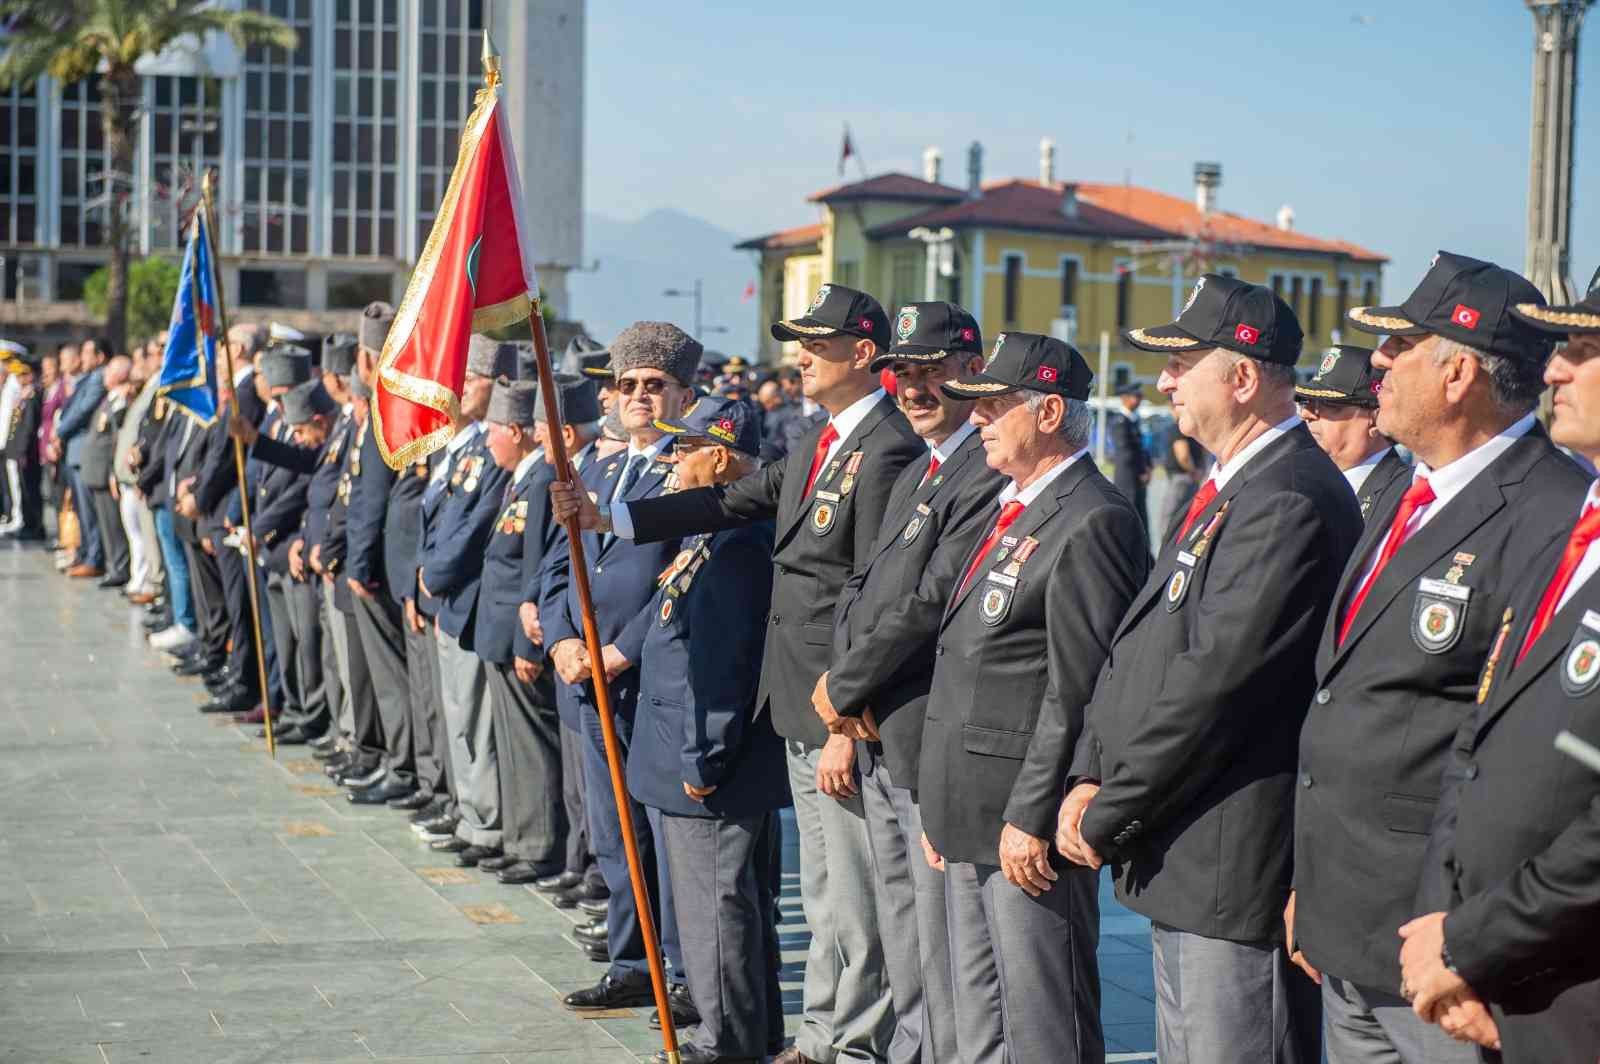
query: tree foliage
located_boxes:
[83,257,180,349]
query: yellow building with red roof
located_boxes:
[737,150,1387,385]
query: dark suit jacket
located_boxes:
[1109,410,1150,500]
[56,367,105,467]
[1422,533,1600,1062]
[250,417,312,573]
[76,395,123,489]
[1076,423,1363,943]
[419,430,509,643]
[543,442,682,725]
[531,442,602,732]
[133,398,169,501]
[920,459,1148,866]
[166,412,210,543]
[5,390,41,466]
[628,525,790,819]
[475,458,551,666]
[626,394,924,745]
[829,429,1006,790]
[321,414,365,612]
[1354,445,1412,523]
[346,420,398,590]
[1294,425,1587,989]
[297,411,351,567]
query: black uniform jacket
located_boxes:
[320,415,363,612]
[1075,424,1362,943]
[1415,531,1600,1064]
[1294,425,1587,989]
[627,525,791,820]
[419,430,509,644]
[475,457,553,667]
[829,428,1005,791]
[297,410,351,566]
[345,421,396,591]
[920,458,1148,867]
[1354,445,1412,523]
[625,393,924,746]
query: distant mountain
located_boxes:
[567,208,763,358]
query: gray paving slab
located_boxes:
[0,537,1162,1061]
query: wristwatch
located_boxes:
[1441,938,1459,974]
[596,504,613,535]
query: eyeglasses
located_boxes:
[617,377,673,396]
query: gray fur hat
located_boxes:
[609,321,702,385]
[487,379,539,428]
[359,301,395,352]
[281,379,339,425]
[322,333,358,377]
[466,334,519,379]
[260,344,313,388]
[535,372,601,425]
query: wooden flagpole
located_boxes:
[200,171,275,759]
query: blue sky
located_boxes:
[585,0,1599,303]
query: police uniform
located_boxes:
[917,335,1147,1064]
[612,290,923,1062]
[1293,255,1590,1064]
[1075,277,1362,1064]
[828,302,1006,1064]
[623,398,789,1063]
[1109,383,1151,533]
[1294,344,1412,519]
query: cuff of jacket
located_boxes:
[1442,900,1504,996]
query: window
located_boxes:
[55,260,102,301]
[1289,276,1303,317]
[240,0,315,255]
[1336,278,1350,325]
[1270,273,1284,298]
[1116,268,1133,329]
[332,0,402,259]
[1308,278,1323,338]
[327,270,394,308]
[1362,279,1376,308]
[1003,254,1023,324]
[415,0,485,252]
[891,252,920,312]
[834,261,858,289]
[146,76,223,250]
[1112,363,1134,389]
[0,82,40,246]
[1060,258,1079,313]
[239,267,309,307]
[58,80,105,248]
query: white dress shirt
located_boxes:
[1343,447,1392,494]
[928,420,977,468]
[610,435,671,504]
[1209,415,1303,491]
[1557,479,1600,614]
[997,447,1089,508]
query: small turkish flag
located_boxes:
[1235,324,1260,345]
[741,281,755,302]
[1037,365,1059,382]
[1453,304,1481,330]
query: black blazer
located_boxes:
[320,415,363,611]
[1075,424,1363,943]
[919,459,1148,866]
[1422,533,1600,1062]
[626,394,924,745]
[829,429,1006,791]
[346,422,398,590]
[1293,425,1587,990]
[297,411,350,575]
[166,412,210,544]
[1354,445,1412,522]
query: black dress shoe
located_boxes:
[388,788,434,811]
[412,809,458,833]
[580,940,609,963]
[554,880,609,910]
[175,656,222,677]
[203,670,236,692]
[272,724,316,745]
[322,752,363,777]
[409,799,451,825]
[307,730,339,750]
[311,742,343,762]
[654,1047,756,1064]
[648,982,701,1030]
[199,686,255,714]
[455,844,501,868]
[561,973,655,1011]
[348,777,416,805]
[535,870,582,894]
[430,836,470,853]
[573,919,607,944]
[578,896,611,917]
[97,575,128,589]
[141,614,171,632]
[477,853,518,873]
[337,763,387,789]
[502,862,566,885]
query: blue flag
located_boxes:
[158,211,221,425]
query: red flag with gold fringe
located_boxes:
[371,47,536,468]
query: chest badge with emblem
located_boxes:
[1412,576,1471,654]
[1561,610,1600,697]
[979,584,1011,625]
[812,499,836,535]
[901,502,932,545]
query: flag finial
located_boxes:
[481,30,501,90]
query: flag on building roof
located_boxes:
[157,210,221,426]
[839,125,855,177]
[372,36,537,468]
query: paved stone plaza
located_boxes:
[0,541,1159,1062]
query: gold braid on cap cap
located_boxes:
[1126,328,1201,349]
[1513,303,1600,329]
[1295,385,1357,399]
[1347,307,1417,331]
[945,379,1016,393]
[775,320,839,335]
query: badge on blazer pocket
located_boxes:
[1560,611,1600,697]
[1412,577,1470,655]
[900,503,932,547]
[811,490,840,535]
[1165,551,1198,612]
[979,576,1014,626]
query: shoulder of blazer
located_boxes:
[1502,426,1589,494]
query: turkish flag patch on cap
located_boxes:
[1235,324,1261,345]
[1036,365,1059,383]
[1452,304,1481,330]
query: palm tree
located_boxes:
[0,1,296,352]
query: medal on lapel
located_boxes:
[462,455,483,493]
[839,451,864,496]
[498,499,527,535]
[1561,610,1600,697]
[1004,537,1038,578]
[337,475,351,502]
[1475,608,1514,704]
[994,535,1020,565]
[1412,576,1471,654]
[450,459,466,487]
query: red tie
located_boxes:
[1337,476,1436,646]
[957,500,1026,599]
[803,423,839,496]
[1516,502,1600,665]
[1174,479,1218,543]
[920,454,941,486]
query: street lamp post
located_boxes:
[663,279,703,339]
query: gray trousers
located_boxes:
[341,595,385,767]
[320,582,352,740]
[938,861,1005,1063]
[1322,975,1480,1064]
[945,859,1101,1064]
[560,722,596,882]
[1152,923,1321,1064]
[88,487,129,580]
[406,621,448,798]
[660,810,782,1059]
[352,590,414,786]
[286,578,327,727]
[435,626,500,847]
[484,662,564,867]
[786,740,895,1064]
[859,748,941,1063]
[264,572,304,720]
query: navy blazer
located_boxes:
[322,415,366,612]
[298,411,351,566]
[474,455,560,666]
[418,428,510,642]
[627,524,790,819]
[542,442,682,724]
[56,368,106,467]
[346,419,397,589]
[532,442,602,732]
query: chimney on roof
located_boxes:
[1276,204,1295,231]
[1194,161,1222,214]
[967,141,983,200]
[923,146,943,185]
[1040,137,1056,185]
[1061,182,1079,219]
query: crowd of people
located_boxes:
[2,250,1597,1064]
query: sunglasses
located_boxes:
[617,377,674,396]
